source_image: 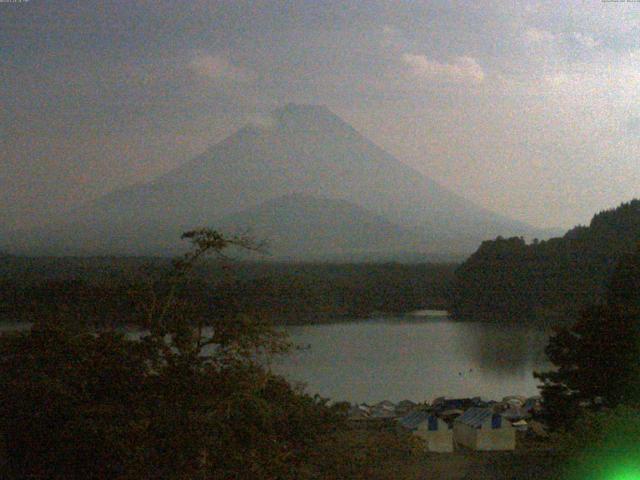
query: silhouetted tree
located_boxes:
[535,247,640,430]
[452,200,640,322]
[0,230,420,479]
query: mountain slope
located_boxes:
[5,104,544,258]
[215,193,433,260]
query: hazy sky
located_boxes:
[2,0,640,231]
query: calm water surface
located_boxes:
[271,315,552,403]
[0,315,552,404]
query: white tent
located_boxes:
[453,407,515,451]
[399,411,453,452]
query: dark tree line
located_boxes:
[0,259,455,327]
[451,200,640,323]
[535,247,640,431]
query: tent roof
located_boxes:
[455,407,495,428]
[399,410,444,430]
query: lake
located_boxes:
[271,313,552,403]
[0,314,553,404]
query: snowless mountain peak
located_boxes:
[271,103,354,134]
[5,104,548,258]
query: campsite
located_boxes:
[341,395,562,479]
[348,395,543,453]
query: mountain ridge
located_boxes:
[215,192,429,261]
[4,104,548,259]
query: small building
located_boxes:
[370,400,396,419]
[347,404,370,421]
[502,395,527,408]
[501,406,529,422]
[511,419,528,432]
[395,399,417,416]
[471,396,489,408]
[453,407,516,451]
[399,411,453,452]
[375,400,396,410]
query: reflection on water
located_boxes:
[272,317,552,403]
[0,317,554,404]
[462,323,550,373]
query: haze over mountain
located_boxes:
[4,104,551,260]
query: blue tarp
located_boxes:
[428,415,438,431]
[491,414,502,429]
[455,407,504,429]
[400,411,442,431]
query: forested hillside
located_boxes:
[451,200,640,322]
[0,257,454,325]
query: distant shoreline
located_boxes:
[0,310,450,330]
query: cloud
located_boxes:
[523,28,599,52]
[401,53,484,84]
[188,52,255,83]
[544,72,570,88]
[623,115,640,136]
[381,25,405,50]
[543,49,640,100]
[246,112,276,130]
[573,32,599,49]
[523,27,558,45]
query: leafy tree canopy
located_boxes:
[0,230,420,479]
[452,199,640,322]
[535,246,640,431]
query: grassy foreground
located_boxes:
[354,428,564,480]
